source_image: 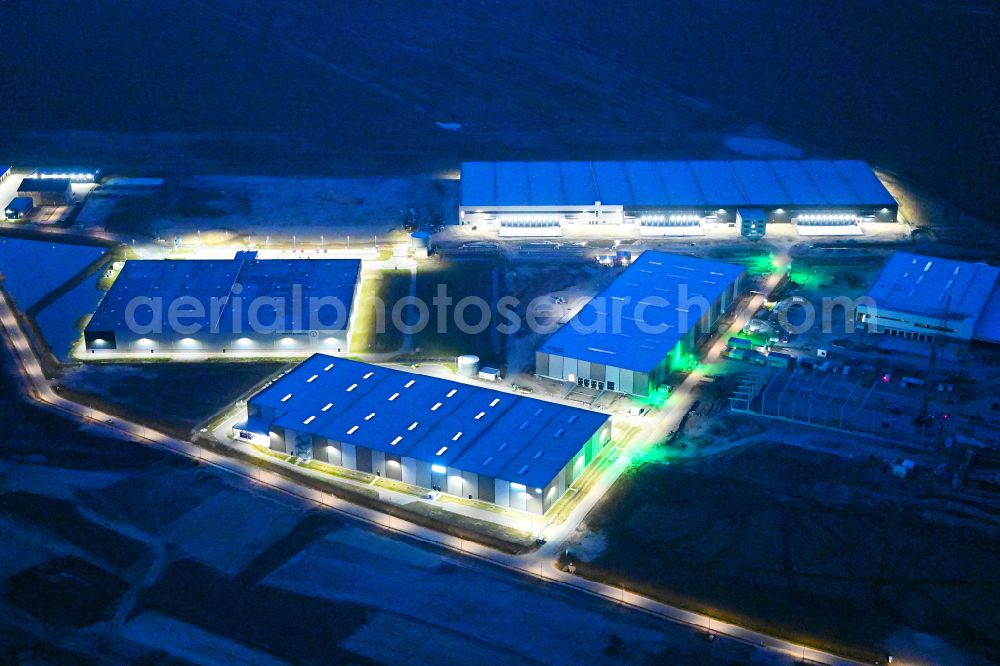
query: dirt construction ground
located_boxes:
[0,342,795,665]
[571,429,1000,665]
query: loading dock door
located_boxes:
[385,454,403,481]
[356,447,373,473]
[478,475,496,503]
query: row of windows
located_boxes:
[882,328,935,342]
[577,377,615,391]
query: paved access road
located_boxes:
[0,249,869,665]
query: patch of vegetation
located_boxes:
[405,502,534,548]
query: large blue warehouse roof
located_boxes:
[540,251,745,372]
[865,252,1000,343]
[250,355,610,488]
[460,160,896,208]
[87,252,360,335]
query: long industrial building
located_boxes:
[235,355,612,514]
[17,178,73,206]
[84,251,361,355]
[459,160,898,237]
[536,251,745,396]
[857,252,1000,344]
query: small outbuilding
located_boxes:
[0,166,11,184]
[4,197,34,220]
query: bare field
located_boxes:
[3,1,996,224]
[0,345,770,665]
[573,440,1000,665]
[58,361,288,436]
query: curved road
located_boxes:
[0,250,868,666]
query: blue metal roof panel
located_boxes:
[688,161,748,206]
[6,197,34,213]
[222,257,359,333]
[832,160,897,206]
[654,162,704,206]
[559,161,599,204]
[525,162,564,206]
[592,162,635,205]
[973,284,1000,344]
[494,162,531,206]
[622,162,670,206]
[801,160,861,205]
[258,355,609,488]
[539,251,745,372]
[461,161,895,209]
[768,161,827,206]
[86,254,359,336]
[729,161,790,206]
[866,252,1000,324]
[459,162,497,207]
